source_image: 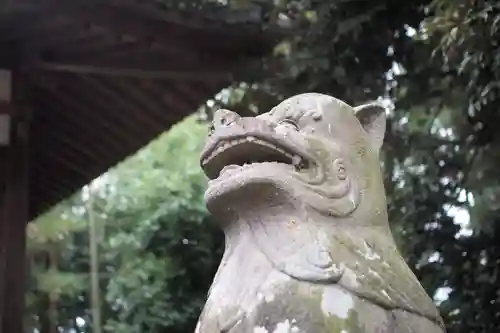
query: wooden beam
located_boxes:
[0,69,29,333]
[32,62,233,81]
[4,0,224,31]
[30,2,225,51]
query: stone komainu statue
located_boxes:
[196,93,445,333]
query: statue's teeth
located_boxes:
[203,136,308,173]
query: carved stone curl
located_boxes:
[196,93,445,333]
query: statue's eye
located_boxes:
[277,119,300,131]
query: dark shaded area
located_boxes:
[0,0,279,220]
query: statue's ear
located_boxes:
[354,103,387,153]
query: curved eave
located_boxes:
[0,0,283,220]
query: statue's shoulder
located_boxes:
[252,223,443,327]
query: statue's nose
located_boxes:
[212,109,240,131]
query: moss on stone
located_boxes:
[250,280,367,333]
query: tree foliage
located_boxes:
[102,116,222,333]
[27,116,220,333]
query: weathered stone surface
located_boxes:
[197,93,445,332]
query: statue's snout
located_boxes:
[209,109,275,138]
[212,109,240,131]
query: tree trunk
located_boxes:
[88,189,102,333]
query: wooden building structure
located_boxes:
[0,0,278,331]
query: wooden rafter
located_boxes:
[76,74,171,132]
[30,75,142,151]
[110,78,172,124]
[32,62,234,81]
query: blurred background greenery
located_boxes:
[25,0,500,332]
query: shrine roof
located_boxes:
[0,0,280,220]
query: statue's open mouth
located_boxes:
[201,135,311,180]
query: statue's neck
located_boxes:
[218,202,342,263]
[215,201,309,229]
